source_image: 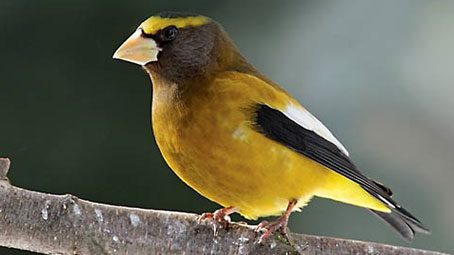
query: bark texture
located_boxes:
[0,158,448,255]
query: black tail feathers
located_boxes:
[367,178,429,241]
[371,206,430,241]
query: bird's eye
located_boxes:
[162,26,179,41]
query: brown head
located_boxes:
[113,12,252,84]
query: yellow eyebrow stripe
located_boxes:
[140,16,209,35]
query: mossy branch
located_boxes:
[0,158,447,254]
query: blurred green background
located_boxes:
[1,0,453,254]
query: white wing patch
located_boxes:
[283,104,349,156]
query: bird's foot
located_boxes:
[255,199,298,244]
[256,217,291,243]
[199,206,237,229]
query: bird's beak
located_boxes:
[113,29,161,66]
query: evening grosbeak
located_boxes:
[113,12,429,242]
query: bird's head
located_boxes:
[113,12,244,83]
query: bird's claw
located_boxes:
[255,220,269,232]
[198,207,235,229]
[256,218,290,243]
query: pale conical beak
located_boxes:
[113,29,161,66]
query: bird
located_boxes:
[113,11,429,242]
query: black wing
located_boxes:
[252,104,429,240]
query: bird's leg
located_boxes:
[256,199,298,243]
[199,206,237,229]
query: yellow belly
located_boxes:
[154,122,320,218]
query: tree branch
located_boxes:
[0,158,447,254]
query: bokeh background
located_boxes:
[1,0,453,254]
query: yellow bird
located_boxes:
[113,12,429,242]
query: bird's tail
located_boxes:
[316,169,430,241]
[370,208,430,241]
[368,181,430,241]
